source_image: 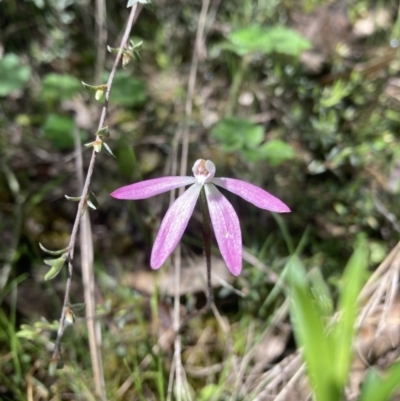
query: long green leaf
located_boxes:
[329,240,368,388]
[287,256,340,401]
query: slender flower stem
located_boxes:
[51,3,139,367]
[169,2,212,396]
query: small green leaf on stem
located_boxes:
[65,195,82,201]
[81,82,107,92]
[108,40,143,68]
[129,39,143,50]
[107,45,120,54]
[81,81,107,101]
[87,200,97,210]
[96,126,109,138]
[82,81,107,92]
[87,192,98,210]
[39,243,68,256]
[44,253,68,281]
[103,142,116,157]
[129,39,143,62]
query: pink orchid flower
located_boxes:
[111,159,290,276]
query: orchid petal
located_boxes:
[212,178,290,213]
[151,184,202,269]
[111,176,195,200]
[205,184,242,276]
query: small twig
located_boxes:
[166,356,176,401]
[273,363,306,401]
[94,0,107,84]
[175,0,212,328]
[168,0,212,398]
[179,0,211,172]
[74,123,106,400]
[357,241,400,328]
[250,353,303,400]
[51,3,139,366]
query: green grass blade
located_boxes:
[287,256,340,401]
[272,213,294,254]
[359,361,400,401]
[309,267,334,318]
[156,353,165,401]
[329,240,368,388]
[261,226,310,310]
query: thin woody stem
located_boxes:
[169,1,212,395]
[51,4,139,367]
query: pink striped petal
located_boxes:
[111,176,195,200]
[212,178,290,213]
[205,184,242,276]
[151,184,202,269]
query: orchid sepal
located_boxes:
[111,176,196,200]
